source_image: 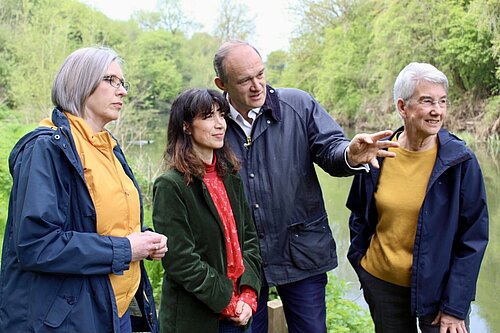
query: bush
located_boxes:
[0,118,37,259]
[326,273,374,333]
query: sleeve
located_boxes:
[235,177,262,299]
[152,175,234,313]
[441,156,489,319]
[305,93,354,177]
[239,286,258,313]
[11,135,131,275]
[221,289,239,318]
[346,172,375,270]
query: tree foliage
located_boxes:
[213,0,255,42]
[265,50,288,87]
[0,0,497,139]
[133,0,200,35]
[282,0,499,137]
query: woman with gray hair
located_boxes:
[0,46,167,333]
[347,62,488,333]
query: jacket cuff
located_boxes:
[344,147,370,172]
[109,236,131,275]
[440,303,469,321]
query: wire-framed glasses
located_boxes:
[408,97,451,108]
[103,75,130,92]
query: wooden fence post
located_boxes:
[267,299,288,333]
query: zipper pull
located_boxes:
[243,136,252,148]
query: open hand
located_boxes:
[347,130,400,168]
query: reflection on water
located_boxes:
[318,147,499,333]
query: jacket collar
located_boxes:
[370,126,472,186]
[390,126,471,166]
[261,85,281,122]
[51,106,72,129]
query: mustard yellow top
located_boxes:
[361,141,437,287]
[43,112,141,316]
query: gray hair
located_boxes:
[393,62,448,111]
[51,46,122,117]
[213,40,261,83]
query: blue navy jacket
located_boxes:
[225,86,359,286]
[347,127,489,320]
[0,108,158,332]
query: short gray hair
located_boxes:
[51,46,122,117]
[213,40,261,83]
[393,62,448,111]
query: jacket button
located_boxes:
[54,134,60,140]
[267,120,271,124]
[254,204,260,209]
[249,173,255,178]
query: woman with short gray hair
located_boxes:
[348,62,488,333]
[0,46,167,333]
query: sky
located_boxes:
[80,0,298,58]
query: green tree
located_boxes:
[125,29,183,112]
[315,0,379,124]
[133,0,200,35]
[1,0,133,120]
[283,0,499,135]
[213,0,255,42]
[180,32,220,89]
[265,50,288,87]
[435,0,498,98]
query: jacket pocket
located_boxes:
[43,278,83,328]
[289,215,335,270]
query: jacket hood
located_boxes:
[9,108,82,177]
[8,126,55,175]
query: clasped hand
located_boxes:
[127,230,168,262]
[229,300,253,326]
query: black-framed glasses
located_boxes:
[408,97,451,108]
[103,75,130,92]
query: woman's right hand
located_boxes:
[230,300,253,326]
[127,231,168,262]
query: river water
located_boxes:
[129,132,499,333]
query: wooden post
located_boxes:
[267,299,288,333]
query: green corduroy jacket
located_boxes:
[152,168,262,333]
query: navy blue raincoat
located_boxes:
[0,108,158,332]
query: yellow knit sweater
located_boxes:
[361,142,437,287]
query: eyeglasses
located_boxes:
[102,75,130,92]
[408,97,451,108]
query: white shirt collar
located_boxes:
[227,96,261,137]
